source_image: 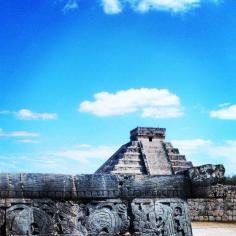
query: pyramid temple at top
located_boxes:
[96,127,193,175]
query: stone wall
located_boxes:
[0,197,192,235]
[188,185,236,222]
[0,165,225,235]
[0,173,195,235]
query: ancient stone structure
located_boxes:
[96,127,193,175]
[97,127,235,223]
[188,185,236,222]
[0,127,227,235]
[0,165,225,235]
[0,165,224,236]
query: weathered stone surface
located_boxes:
[118,175,191,199]
[75,174,120,199]
[0,169,206,235]
[0,173,76,200]
[188,185,236,222]
[6,204,53,235]
[185,164,225,187]
[85,200,129,235]
[182,164,225,199]
[4,199,130,235]
[131,198,192,235]
[0,173,193,200]
[96,127,193,176]
[0,164,224,235]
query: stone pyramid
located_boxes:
[96,127,193,175]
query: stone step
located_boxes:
[141,141,173,175]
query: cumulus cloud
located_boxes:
[210,104,236,120]
[0,109,58,120]
[0,128,39,138]
[172,139,236,175]
[101,0,220,14]
[79,88,183,118]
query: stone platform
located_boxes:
[0,164,224,235]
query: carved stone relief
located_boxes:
[187,164,225,186]
[6,204,53,235]
[4,200,130,236]
[85,201,129,235]
[131,199,192,236]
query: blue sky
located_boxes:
[0,0,236,175]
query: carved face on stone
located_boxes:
[174,207,182,216]
[7,205,52,236]
[86,204,129,235]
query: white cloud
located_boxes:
[15,109,58,120]
[0,128,39,138]
[16,139,40,144]
[0,109,58,120]
[79,88,183,119]
[218,102,231,108]
[172,139,236,175]
[101,0,220,14]
[56,144,118,163]
[62,0,79,13]
[172,139,212,154]
[102,0,122,14]
[0,144,118,174]
[134,0,200,12]
[210,104,236,120]
[142,106,183,118]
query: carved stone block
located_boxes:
[131,198,192,236]
[84,200,130,235]
[5,199,130,236]
[6,204,53,235]
[6,200,84,236]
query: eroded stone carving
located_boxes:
[53,201,84,235]
[6,204,53,235]
[85,201,129,235]
[187,164,225,186]
[5,200,131,235]
[132,199,192,236]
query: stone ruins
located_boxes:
[0,127,229,235]
[96,127,193,175]
[96,127,236,223]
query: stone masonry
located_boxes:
[0,164,225,235]
[96,127,193,175]
[188,185,236,222]
[96,127,236,223]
